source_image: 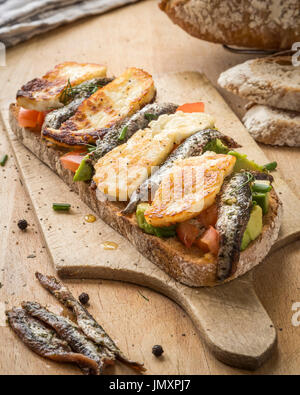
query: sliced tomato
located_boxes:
[197,204,218,228]
[60,152,87,173]
[36,111,46,129]
[176,222,201,248]
[176,102,205,113]
[18,107,47,130]
[196,226,220,256]
[18,108,40,128]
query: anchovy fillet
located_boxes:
[43,77,114,130]
[123,129,240,214]
[43,97,86,130]
[216,172,252,280]
[6,308,98,374]
[216,170,274,281]
[89,102,178,163]
[22,301,114,375]
[35,272,146,372]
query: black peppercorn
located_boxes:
[18,219,28,231]
[152,345,164,357]
[79,292,89,305]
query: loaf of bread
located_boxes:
[243,105,300,147]
[218,56,300,112]
[159,0,300,50]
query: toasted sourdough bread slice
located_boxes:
[243,105,300,147]
[9,104,282,287]
[218,57,300,112]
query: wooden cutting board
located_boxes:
[2,71,300,371]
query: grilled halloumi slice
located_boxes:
[42,67,156,147]
[93,112,215,200]
[17,62,107,112]
[144,153,236,227]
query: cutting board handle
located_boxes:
[73,265,277,370]
[167,273,277,370]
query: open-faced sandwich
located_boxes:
[9,62,282,286]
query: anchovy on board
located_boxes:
[43,77,114,130]
[123,128,240,215]
[22,301,114,375]
[89,102,179,163]
[35,272,146,372]
[6,308,98,374]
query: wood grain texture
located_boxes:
[0,0,300,375]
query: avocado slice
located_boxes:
[241,205,263,251]
[252,192,270,215]
[204,138,229,154]
[136,203,176,238]
[228,151,264,173]
[73,156,93,182]
[241,228,252,251]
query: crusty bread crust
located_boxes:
[218,57,300,112]
[9,104,282,287]
[243,105,300,147]
[159,0,300,50]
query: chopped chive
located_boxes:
[82,143,96,153]
[60,79,74,105]
[87,146,96,153]
[52,203,71,211]
[263,161,277,171]
[144,113,158,121]
[252,182,272,193]
[118,125,128,141]
[91,86,98,95]
[235,172,254,190]
[0,154,8,167]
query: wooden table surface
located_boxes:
[0,0,299,375]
